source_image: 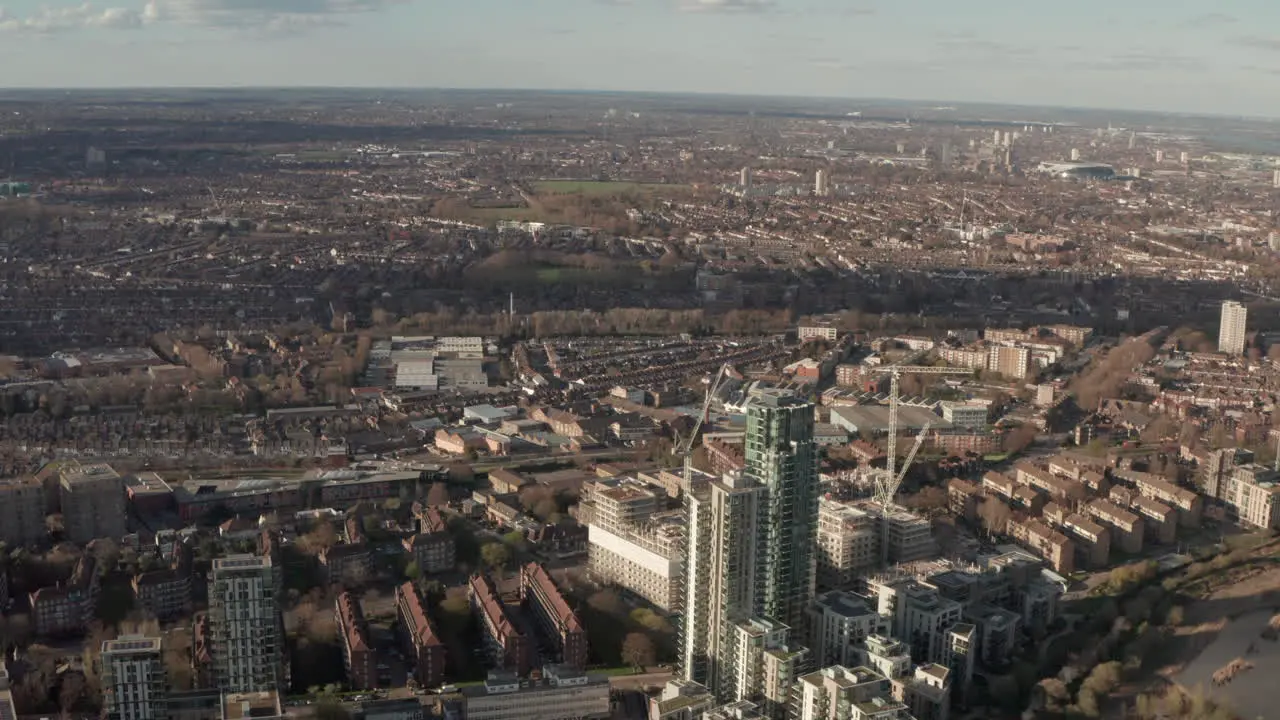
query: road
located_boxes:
[608,670,673,690]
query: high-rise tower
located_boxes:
[209,555,287,693]
[679,388,817,713]
[679,472,765,692]
[746,388,819,634]
[1219,301,1248,356]
[102,635,167,720]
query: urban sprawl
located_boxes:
[2,89,1280,720]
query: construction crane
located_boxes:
[674,363,736,459]
[873,422,930,508]
[868,364,971,508]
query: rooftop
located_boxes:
[102,635,162,655]
[221,691,282,720]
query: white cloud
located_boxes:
[0,3,157,33]
[0,0,402,34]
[157,0,406,27]
[679,0,773,13]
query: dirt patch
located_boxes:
[1154,565,1280,679]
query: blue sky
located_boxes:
[2,0,1280,116]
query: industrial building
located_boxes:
[460,666,610,720]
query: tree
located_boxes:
[58,672,89,715]
[1081,660,1122,697]
[440,594,470,618]
[1074,688,1100,718]
[588,590,626,617]
[534,499,559,522]
[480,542,510,572]
[1003,424,1038,454]
[621,632,655,670]
[979,498,1012,536]
[426,482,451,507]
[302,521,338,555]
[903,486,948,513]
[404,561,422,581]
[629,608,674,634]
[1038,678,1070,710]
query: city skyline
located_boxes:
[2,1,1280,117]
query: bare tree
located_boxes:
[621,632,655,670]
[979,498,1012,537]
[425,482,451,507]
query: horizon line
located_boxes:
[0,85,1275,124]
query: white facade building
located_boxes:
[461,666,610,720]
[1218,301,1248,356]
[102,635,167,720]
[209,555,286,693]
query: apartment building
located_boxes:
[792,666,895,720]
[722,618,806,720]
[798,324,839,342]
[937,347,988,371]
[1117,470,1202,527]
[870,578,963,665]
[944,625,976,703]
[520,563,587,670]
[979,463,1016,497]
[0,477,46,547]
[460,666,610,720]
[878,507,937,565]
[988,345,1030,379]
[60,462,127,544]
[586,480,685,611]
[336,592,377,690]
[1008,520,1074,574]
[31,554,99,637]
[815,499,878,592]
[1201,447,1254,500]
[1219,300,1248,356]
[965,606,1020,667]
[395,583,445,688]
[320,543,373,588]
[1047,456,1085,481]
[835,364,862,388]
[469,574,532,676]
[904,664,952,720]
[946,479,982,523]
[102,635,167,720]
[649,680,716,720]
[1221,464,1280,529]
[0,669,16,720]
[403,507,455,573]
[1129,496,1177,544]
[853,634,911,681]
[1014,462,1086,503]
[208,555,286,693]
[1086,499,1144,554]
[940,402,988,430]
[1042,324,1092,347]
[1061,514,1110,569]
[808,591,889,668]
[133,546,194,621]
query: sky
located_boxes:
[2,0,1280,117]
